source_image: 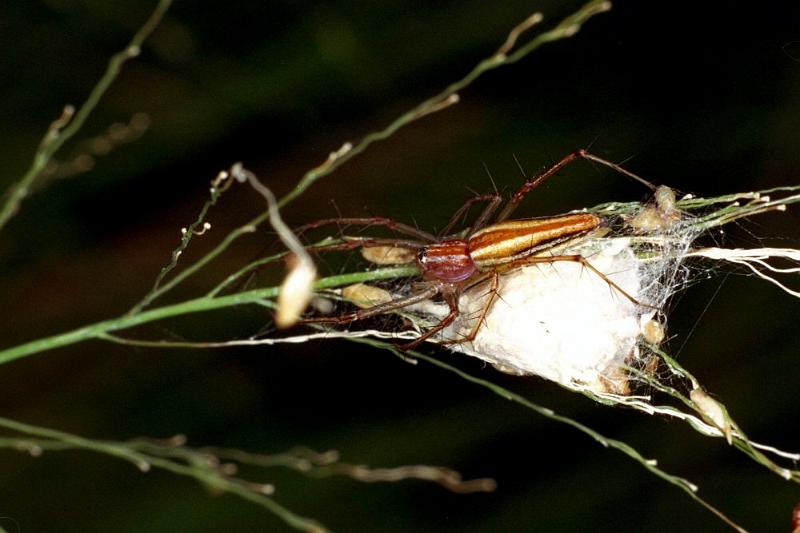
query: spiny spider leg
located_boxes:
[294,216,436,243]
[467,194,504,236]
[440,271,500,346]
[496,149,657,222]
[397,290,460,351]
[501,253,651,309]
[299,278,461,352]
[308,237,425,255]
[300,284,440,326]
[438,193,502,238]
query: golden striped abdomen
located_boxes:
[468,213,601,269]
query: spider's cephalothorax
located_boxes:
[417,241,476,283]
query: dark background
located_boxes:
[1,1,799,531]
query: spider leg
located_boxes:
[294,216,436,242]
[397,288,460,351]
[467,194,503,236]
[496,149,657,222]
[299,284,440,325]
[502,253,653,309]
[439,193,502,238]
[440,271,500,346]
[308,237,425,254]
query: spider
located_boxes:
[295,150,655,350]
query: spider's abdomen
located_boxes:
[468,213,602,268]
[418,240,476,282]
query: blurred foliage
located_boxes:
[1,1,799,531]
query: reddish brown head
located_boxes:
[417,239,476,283]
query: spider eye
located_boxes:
[417,249,427,263]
